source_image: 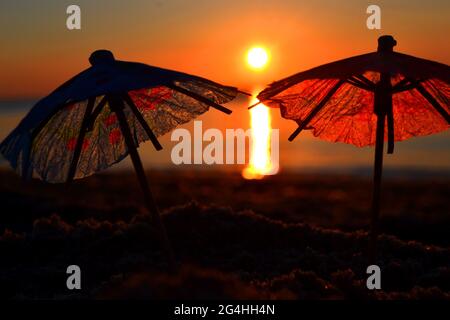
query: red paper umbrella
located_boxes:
[0,50,243,267]
[254,36,450,261]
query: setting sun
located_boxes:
[246,47,270,69]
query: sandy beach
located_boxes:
[1,169,449,299]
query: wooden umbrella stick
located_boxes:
[387,106,395,154]
[368,71,392,263]
[109,95,176,270]
[368,112,385,264]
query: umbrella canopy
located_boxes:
[0,50,238,183]
[0,50,240,268]
[256,36,449,148]
[255,36,450,261]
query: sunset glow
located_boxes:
[242,95,279,179]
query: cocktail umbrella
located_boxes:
[253,36,449,261]
[0,50,241,267]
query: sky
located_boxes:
[0,0,449,173]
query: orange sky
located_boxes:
[0,0,449,99]
[0,0,449,172]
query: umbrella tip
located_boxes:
[378,35,397,52]
[89,50,115,66]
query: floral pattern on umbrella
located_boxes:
[260,72,449,147]
[0,52,238,183]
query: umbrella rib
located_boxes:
[391,77,411,93]
[31,97,104,141]
[391,78,420,94]
[391,83,417,94]
[26,98,100,180]
[166,84,232,114]
[354,75,376,89]
[411,80,450,124]
[67,97,96,182]
[86,96,108,131]
[122,93,163,151]
[248,101,262,110]
[238,90,252,96]
[288,79,345,141]
[346,77,374,92]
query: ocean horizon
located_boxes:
[1,99,449,176]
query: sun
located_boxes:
[247,46,269,69]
